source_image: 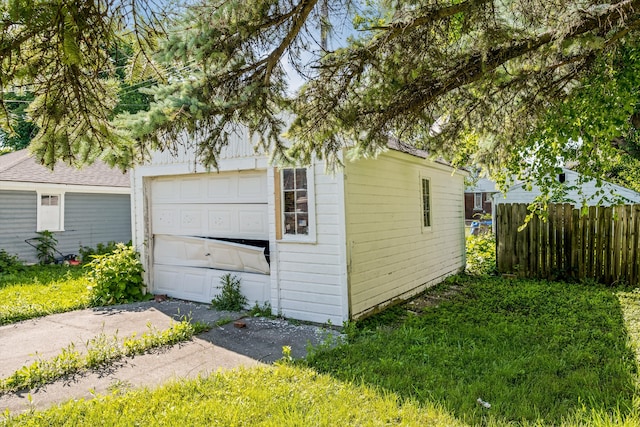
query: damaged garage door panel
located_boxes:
[154,234,270,275]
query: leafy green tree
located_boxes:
[0,93,36,151]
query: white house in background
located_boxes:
[131,135,467,324]
[493,168,640,209]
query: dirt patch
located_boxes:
[404,282,465,314]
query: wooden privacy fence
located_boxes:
[496,203,640,285]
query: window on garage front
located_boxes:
[421,178,431,228]
[282,168,309,235]
[276,167,316,241]
[37,193,64,231]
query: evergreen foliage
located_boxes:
[2,1,640,197]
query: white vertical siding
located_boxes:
[271,162,349,325]
[345,151,466,318]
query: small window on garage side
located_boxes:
[38,193,64,231]
[421,178,431,228]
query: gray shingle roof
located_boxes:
[0,149,130,188]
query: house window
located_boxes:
[474,192,483,210]
[421,178,431,228]
[37,193,64,231]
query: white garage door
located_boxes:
[150,171,271,304]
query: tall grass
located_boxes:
[1,366,464,426]
[304,276,638,425]
[0,266,90,325]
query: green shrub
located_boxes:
[87,243,145,306]
[465,233,496,276]
[211,274,247,311]
[0,249,25,274]
[79,241,126,263]
[33,230,58,264]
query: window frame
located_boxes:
[474,192,483,210]
[36,191,65,232]
[421,176,432,230]
[275,167,316,243]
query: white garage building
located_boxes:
[131,135,467,324]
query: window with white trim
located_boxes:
[474,192,483,210]
[37,193,64,231]
[277,167,316,241]
[421,178,431,228]
[282,168,309,235]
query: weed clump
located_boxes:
[0,249,25,274]
[211,274,247,311]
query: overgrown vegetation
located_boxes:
[465,233,496,276]
[4,274,640,426]
[78,241,122,263]
[249,302,274,318]
[303,276,638,425]
[0,265,89,325]
[0,365,463,426]
[0,321,207,394]
[211,274,247,311]
[0,249,25,274]
[32,230,58,265]
[86,244,146,306]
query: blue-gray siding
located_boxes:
[0,190,37,261]
[0,190,131,263]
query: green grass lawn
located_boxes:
[0,265,90,325]
[3,273,640,426]
[304,277,640,425]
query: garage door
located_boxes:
[150,171,271,304]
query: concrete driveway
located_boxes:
[0,299,340,415]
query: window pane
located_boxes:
[284,213,296,235]
[296,213,309,235]
[295,168,307,189]
[282,169,295,190]
[41,195,59,206]
[295,190,308,213]
[284,191,295,213]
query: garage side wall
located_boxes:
[344,151,466,319]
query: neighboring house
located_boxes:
[464,177,499,224]
[493,168,640,209]
[131,136,467,324]
[0,149,131,263]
